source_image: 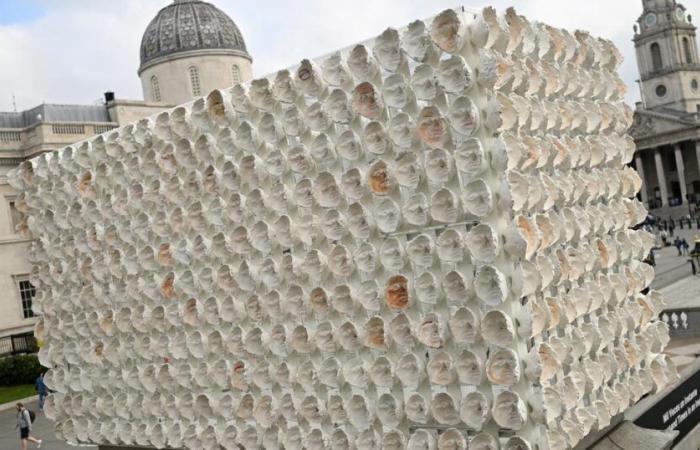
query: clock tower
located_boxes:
[634,0,700,113]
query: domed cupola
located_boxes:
[138,0,253,104]
[139,0,251,72]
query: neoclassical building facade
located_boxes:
[630,0,700,217]
[0,0,252,337]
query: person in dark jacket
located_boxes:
[34,372,47,411]
[15,402,41,449]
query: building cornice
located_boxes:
[633,23,697,43]
[0,120,118,134]
[107,99,175,109]
[0,236,33,245]
[633,123,700,149]
[137,48,253,75]
[640,64,700,81]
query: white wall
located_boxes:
[0,180,35,338]
[107,100,173,125]
[140,53,253,105]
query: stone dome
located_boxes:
[139,0,251,73]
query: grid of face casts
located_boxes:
[12,7,677,450]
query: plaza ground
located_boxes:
[0,397,93,450]
[649,226,700,373]
[650,225,700,291]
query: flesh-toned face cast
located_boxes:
[386,275,409,310]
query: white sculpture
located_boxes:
[11,6,675,450]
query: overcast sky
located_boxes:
[0,0,697,111]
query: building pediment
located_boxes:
[629,109,698,141]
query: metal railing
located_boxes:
[660,307,700,338]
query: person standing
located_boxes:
[15,402,41,449]
[34,372,47,411]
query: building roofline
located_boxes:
[0,103,111,129]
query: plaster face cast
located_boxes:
[368,160,393,195]
[386,275,409,310]
[417,107,449,149]
[461,391,490,429]
[374,28,404,72]
[352,82,383,119]
[486,348,520,385]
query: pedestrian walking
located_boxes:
[682,238,690,256]
[675,237,682,256]
[15,402,41,449]
[660,229,668,246]
[34,372,47,411]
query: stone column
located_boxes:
[675,144,687,205]
[654,149,668,207]
[635,153,649,205]
[695,140,700,184]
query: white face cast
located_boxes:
[374,28,403,72]
[383,75,410,109]
[486,349,520,385]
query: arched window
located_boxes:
[232,64,241,84]
[151,75,161,102]
[189,66,202,96]
[650,42,663,71]
[683,37,693,63]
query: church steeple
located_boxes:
[634,0,700,113]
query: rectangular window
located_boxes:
[19,280,36,319]
[7,201,21,233]
[17,280,35,319]
[189,66,202,97]
[17,279,35,319]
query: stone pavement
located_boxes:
[0,397,94,450]
[665,338,700,371]
[657,242,700,372]
[651,244,696,291]
[658,266,700,309]
[648,224,700,290]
